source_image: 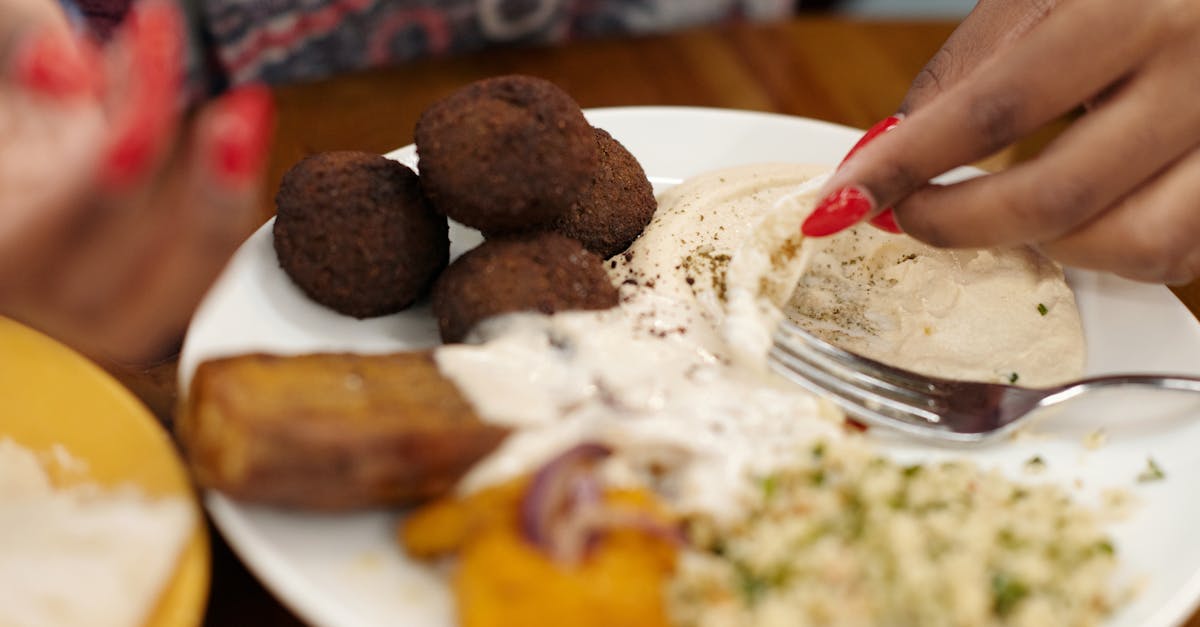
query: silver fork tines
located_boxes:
[769,320,1200,444]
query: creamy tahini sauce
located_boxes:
[438,305,839,517]
[611,164,830,347]
[436,164,842,519]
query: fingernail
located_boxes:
[208,85,276,187]
[801,186,874,237]
[13,29,98,99]
[101,124,158,189]
[839,115,902,168]
[128,2,184,86]
[868,208,903,234]
[98,1,184,189]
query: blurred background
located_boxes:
[837,0,973,18]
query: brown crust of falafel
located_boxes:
[274,151,449,318]
[414,75,597,234]
[431,232,619,343]
[553,127,657,259]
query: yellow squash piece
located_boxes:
[402,480,676,627]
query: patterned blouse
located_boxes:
[70,0,807,96]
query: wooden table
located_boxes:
[111,15,1200,626]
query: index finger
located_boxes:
[900,0,1061,114]
[803,0,1163,237]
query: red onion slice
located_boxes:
[520,441,684,564]
[520,442,613,552]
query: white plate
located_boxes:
[180,107,1200,627]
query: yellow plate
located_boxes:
[0,316,210,627]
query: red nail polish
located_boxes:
[98,1,185,189]
[99,76,172,189]
[128,2,184,87]
[13,29,98,99]
[801,187,874,237]
[101,124,157,189]
[839,115,902,168]
[869,208,903,234]
[209,85,276,186]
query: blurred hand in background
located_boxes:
[0,0,273,365]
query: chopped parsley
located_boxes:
[991,572,1030,617]
[760,474,780,500]
[1009,372,1020,384]
[735,568,771,605]
[1025,455,1046,472]
[1037,303,1049,316]
[997,528,1024,549]
[1137,457,1166,483]
[734,563,788,606]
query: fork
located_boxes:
[768,320,1200,444]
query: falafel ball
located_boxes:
[432,232,618,343]
[415,75,596,234]
[553,127,657,259]
[274,151,449,318]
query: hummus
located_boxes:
[612,163,830,363]
[786,223,1085,386]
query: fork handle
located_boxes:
[1048,374,1200,406]
[1041,372,1200,408]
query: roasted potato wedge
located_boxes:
[177,352,508,510]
